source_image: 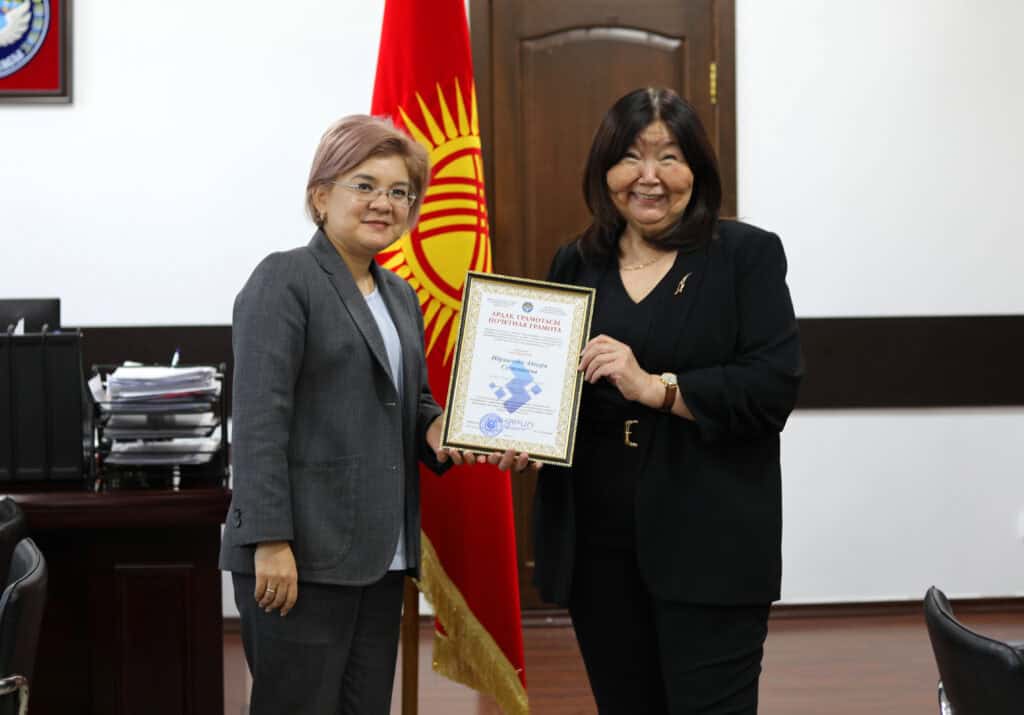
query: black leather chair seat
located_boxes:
[0,538,47,715]
[924,586,1024,715]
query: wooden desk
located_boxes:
[6,485,230,715]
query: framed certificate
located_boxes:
[441,272,594,466]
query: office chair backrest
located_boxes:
[0,501,26,589]
[0,539,47,698]
[924,586,1024,715]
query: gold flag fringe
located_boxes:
[415,532,530,714]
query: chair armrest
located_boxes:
[0,676,25,696]
[0,675,28,715]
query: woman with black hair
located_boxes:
[532,87,804,714]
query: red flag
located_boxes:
[372,1,528,712]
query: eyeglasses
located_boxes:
[334,181,417,208]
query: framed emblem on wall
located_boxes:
[0,0,71,103]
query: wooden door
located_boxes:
[470,0,736,608]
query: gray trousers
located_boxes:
[233,571,405,715]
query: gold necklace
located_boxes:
[619,251,671,271]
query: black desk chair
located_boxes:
[924,586,1024,715]
[0,539,47,715]
[0,500,27,588]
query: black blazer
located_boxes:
[533,220,803,606]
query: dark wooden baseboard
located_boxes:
[521,609,574,628]
[514,599,1024,623]
[770,596,1024,619]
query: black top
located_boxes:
[574,253,692,547]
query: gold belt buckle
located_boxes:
[624,419,639,448]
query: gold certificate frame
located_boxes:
[441,272,594,466]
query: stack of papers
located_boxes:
[90,372,220,414]
[102,413,218,440]
[107,366,219,401]
[106,437,220,465]
[89,364,224,469]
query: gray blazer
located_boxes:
[219,231,446,585]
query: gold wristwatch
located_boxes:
[659,372,678,411]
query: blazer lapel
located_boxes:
[308,232,393,384]
[575,252,606,292]
[664,245,710,364]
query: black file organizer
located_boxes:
[92,363,229,487]
[0,329,94,483]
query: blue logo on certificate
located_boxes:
[479,413,504,437]
[0,0,50,80]
[489,360,542,414]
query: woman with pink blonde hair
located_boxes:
[220,114,485,713]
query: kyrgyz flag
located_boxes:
[372,1,528,712]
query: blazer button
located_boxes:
[390,465,399,472]
[232,508,242,528]
[385,401,397,408]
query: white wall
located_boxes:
[781,409,1024,603]
[1,1,386,326]
[3,1,1023,609]
[736,0,1024,318]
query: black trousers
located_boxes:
[233,571,405,715]
[569,545,770,715]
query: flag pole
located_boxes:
[401,576,419,715]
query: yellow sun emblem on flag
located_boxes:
[378,79,492,365]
